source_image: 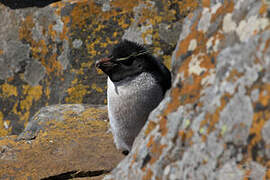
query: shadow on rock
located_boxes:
[0,0,61,9]
[41,170,111,180]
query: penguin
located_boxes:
[96,39,171,155]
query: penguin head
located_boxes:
[96,39,171,93]
[95,40,152,82]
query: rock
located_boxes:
[0,104,124,179]
[106,0,270,179]
[0,0,199,136]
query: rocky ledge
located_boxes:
[0,104,124,179]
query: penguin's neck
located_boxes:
[107,72,158,95]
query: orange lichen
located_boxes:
[149,143,167,165]
[145,121,157,136]
[266,168,270,179]
[258,84,270,106]
[130,153,137,166]
[69,0,136,28]
[263,38,270,55]
[50,0,67,15]
[178,130,185,141]
[159,116,168,136]
[210,1,234,22]
[248,112,268,153]
[111,0,139,13]
[202,0,211,8]
[178,129,194,144]
[70,3,94,28]
[259,3,268,15]
[19,15,64,77]
[246,84,270,163]
[0,49,3,55]
[146,135,154,148]
[145,136,167,167]
[177,0,200,15]
[48,24,57,40]
[19,15,35,42]
[142,169,153,180]
[242,168,251,180]
[60,16,70,41]
[139,4,160,24]
[42,53,63,75]
[175,53,214,103]
[226,69,244,82]
[165,88,181,114]
[175,16,201,58]
[186,129,194,140]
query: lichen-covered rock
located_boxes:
[17,104,106,140]
[0,0,198,136]
[0,104,124,179]
[105,0,270,179]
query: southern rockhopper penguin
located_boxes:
[96,40,171,155]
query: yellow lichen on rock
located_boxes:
[0,105,123,179]
[20,85,43,111]
[91,83,103,93]
[66,84,88,103]
[1,83,18,97]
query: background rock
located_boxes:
[0,0,198,136]
[106,0,270,179]
[0,104,124,179]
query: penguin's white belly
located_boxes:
[107,72,163,151]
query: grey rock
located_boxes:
[17,104,104,140]
[262,120,270,144]
[0,58,13,80]
[24,60,46,86]
[72,39,83,49]
[159,22,182,44]
[218,161,244,180]
[106,0,270,179]
[58,39,70,70]
[219,93,253,145]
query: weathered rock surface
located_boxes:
[106,0,270,179]
[0,0,198,136]
[0,104,124,179]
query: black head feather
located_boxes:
[111,40,148,59]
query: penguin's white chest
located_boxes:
[107,72,163,151]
